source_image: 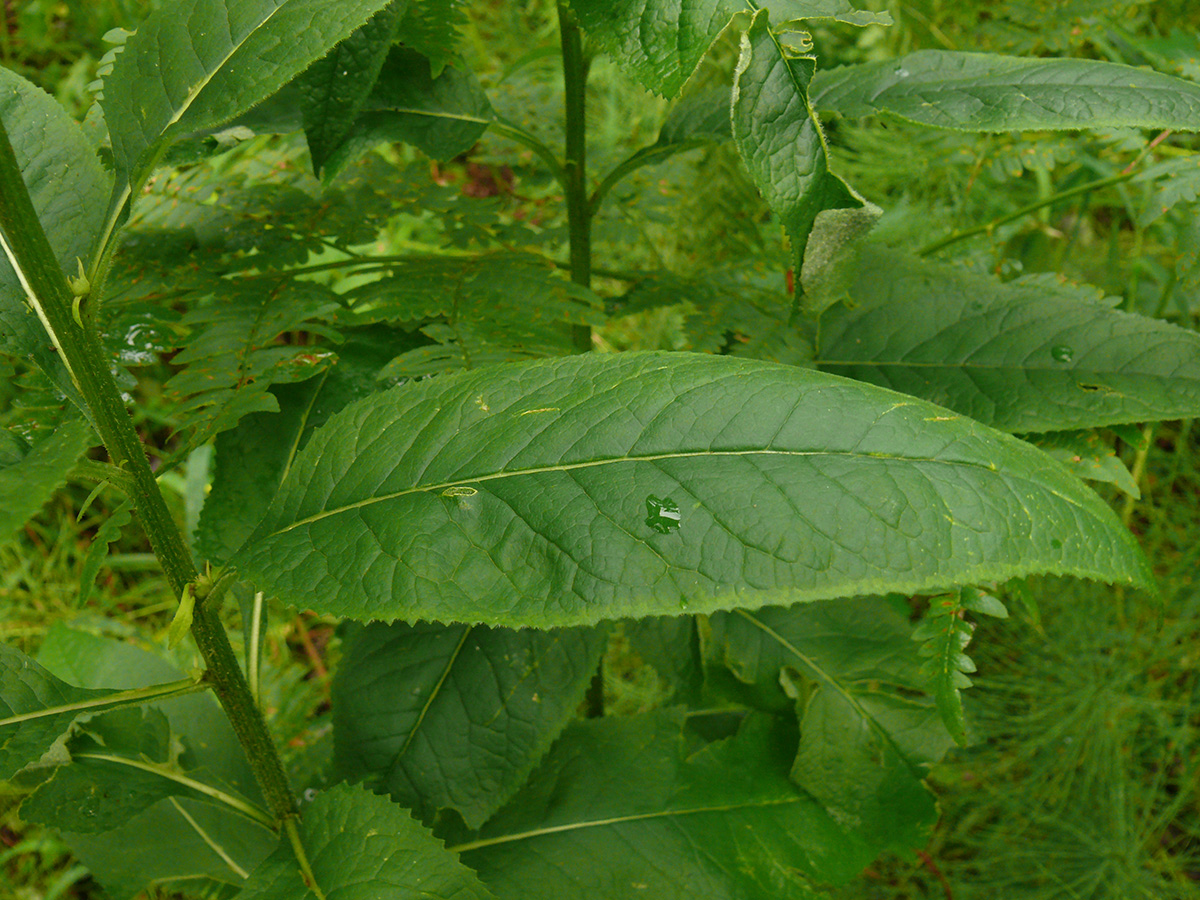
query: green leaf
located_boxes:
[911,591,977,744]
[168,584,197,649]
[818,246,1200,433]
[195,327,404,565]
[456,711,864,897]
[568,0,891,98]
[0,69,109,280]
[35,624,274,898]
[1033,431,1141,499]
[234,351,1152,629]
[1134,155,1200,226]
[710,600,951,849]
[0,417,93,537]
[300,0,409,176]
[36,623,263,805]
[811,50,1200,132]
[347,253,603,378]
[64,798,277,899]
[101,0,403,200]
[333,621,606,828]
[240,783,495,899]
[0,427,28,466]
[0,644,119,780]
[732,11,862,274]
[394,0,467,77]
[0,69,108,410]
[623,615,703,702]
[20,707,205,833]
[319,46,495,179]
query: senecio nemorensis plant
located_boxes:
[3,1,1200,897]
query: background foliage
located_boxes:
[5,0,1200,898]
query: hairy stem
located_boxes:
[557,1,593,352]
[0,118,298,826]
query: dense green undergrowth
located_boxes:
[6,0,1200,898]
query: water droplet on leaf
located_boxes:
[645,495,681,534]
[1050,344,1074,363]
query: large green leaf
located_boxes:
[240,783,495,899]
[817,246,1200,433]
[0,68,108,409]
[810,50,1200,132]
[567,0,891,98]
[0,69,109,277]
[299,0,409,176]
[0,417,93,537]
[731,11,861,278]
[101,0,401,202]
[319,46,495,178]
[233,351,1151,628]
[709,599,953,851]
[454,711,865,898]
[0,643,118,781]
[333,621,606,828]
[63,798,277,900]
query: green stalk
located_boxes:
[557,1,593,352]
[0,119,298,826]
[919,171,1136,257]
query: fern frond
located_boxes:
[914,587,1009,745]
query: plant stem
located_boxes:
[0,118,298,826]
[919,171,1136,257]
[557,1,593,352]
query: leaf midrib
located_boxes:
[263,446,1012,538]
[447,794,801,853]
[818,357,1200,375]
[388,627,472,772]
[137,1,290,168]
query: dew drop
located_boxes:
[645,495,681,534]
[1050,344,1074,363]
[894,67,910,78]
